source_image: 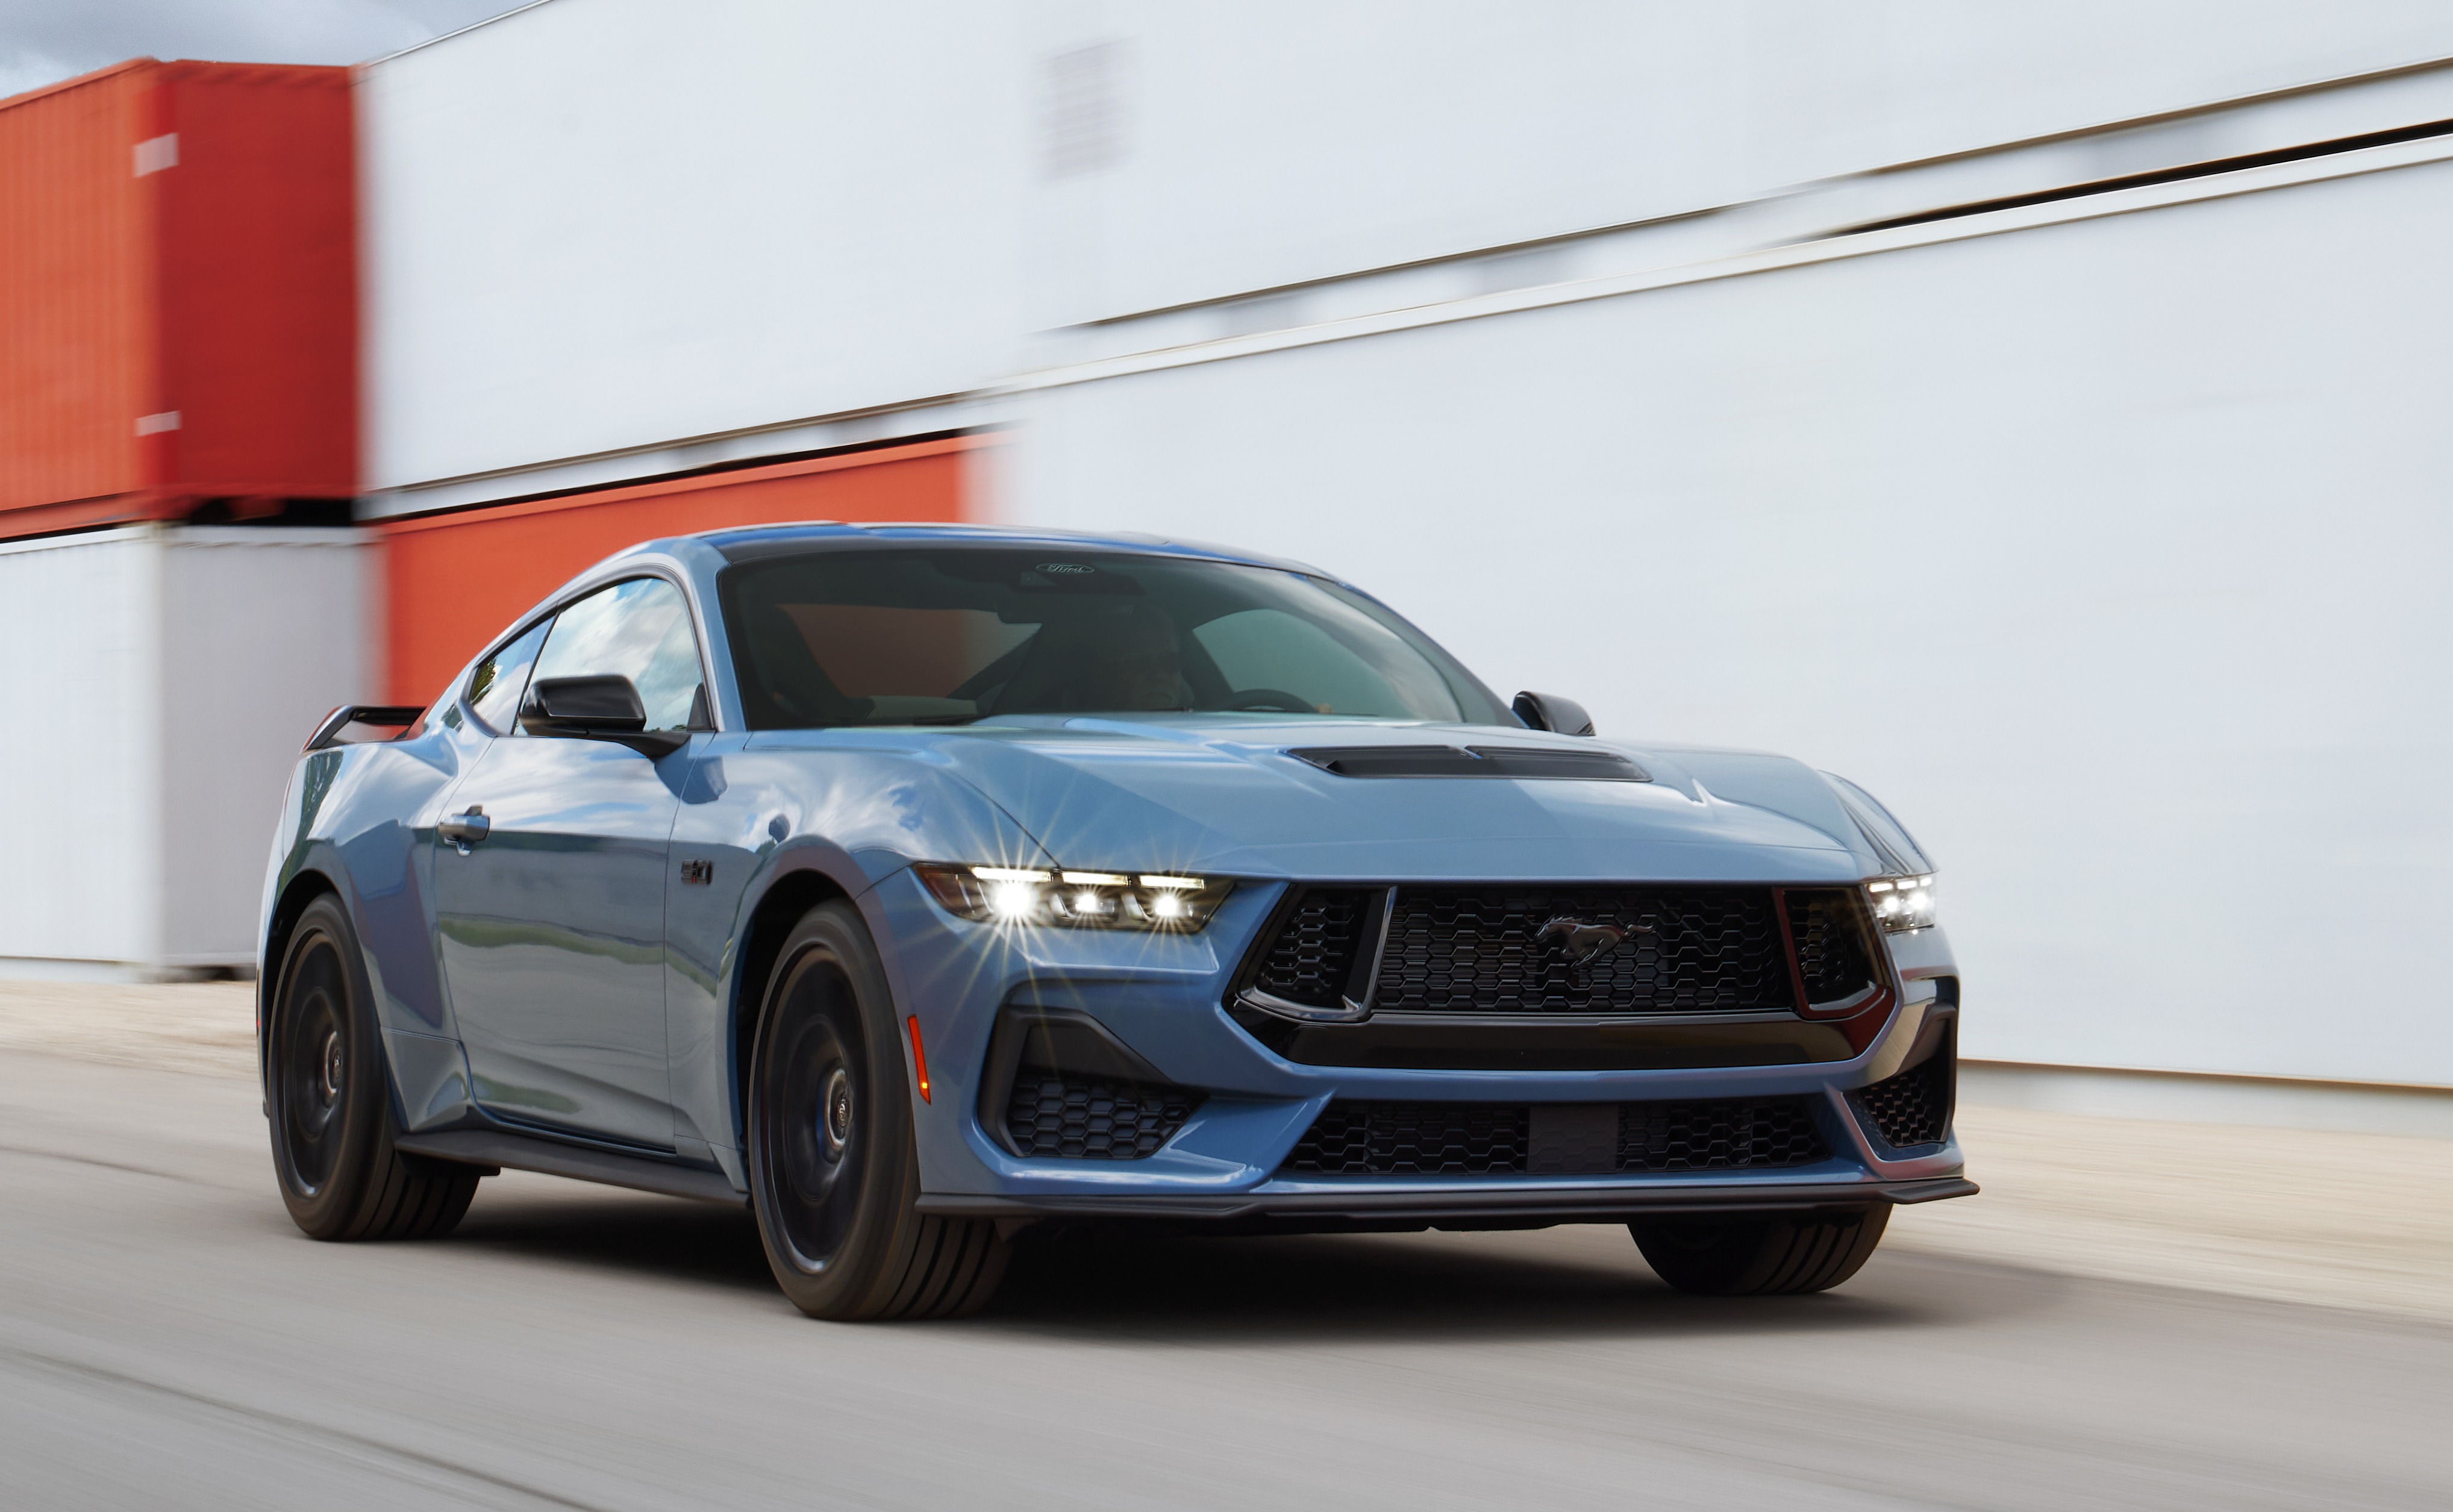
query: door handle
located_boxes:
[439,807,490,852]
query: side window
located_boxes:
[529,577,707,733]
[466,618,552,734]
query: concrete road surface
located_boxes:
[2,1045,2448,1511]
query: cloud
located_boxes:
[0,0,523,95]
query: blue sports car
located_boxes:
[260,523,1971,1319]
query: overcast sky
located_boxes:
[0,0,526,96]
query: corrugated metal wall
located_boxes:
[0,530,160,968]
[0,526,374,973]
[0,64,150,516]
[154,64,357,501]
[158,530,376,966]
[0,59,355,537]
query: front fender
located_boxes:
[664,737,1052,1163]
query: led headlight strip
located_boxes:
[916,864,1232,931]
[1866,873,1937,933]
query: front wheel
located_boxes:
[1630,1206,1890,1296]
[745,902,1007,1320]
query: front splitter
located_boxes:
[916,1174,1976,1225]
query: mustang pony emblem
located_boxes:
[1537,916,1649,966]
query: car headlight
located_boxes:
[1866,873,1937,933]
[914,864,1233,932]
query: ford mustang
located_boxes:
[259,523,1972,1319]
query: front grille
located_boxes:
[1005,1073,1198,1160]
[1852,1050,1953,1149]
[1285,1101,1529,1175]
[1619,1098,1827,1171]
[1371,886,1789,1014]
[1250,887,1375,1009]
[1784,889,1880,1005]
[1281,1096,1828,1175]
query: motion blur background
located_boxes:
[4,0,2450,1101]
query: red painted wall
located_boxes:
[0,59,354,536]
[373,436,982,706]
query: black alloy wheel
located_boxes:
[1630,1205,1891,1296]
[267,895,481,1241]
[746,901,1008,1320]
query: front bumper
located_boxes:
[873,870,1969,1217]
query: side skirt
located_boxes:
[396,1128,748,1207]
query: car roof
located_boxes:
[684,520,1330,578]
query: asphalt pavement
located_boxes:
[2,1045,2446,1511]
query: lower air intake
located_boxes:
[1285,1101,1530,1175]
[1005,1074,1199,1160]
[1618,1098,1827,1172]
[1281,1097,1829,1175]
[1851,1049,1954,1149]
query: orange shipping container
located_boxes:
[0,59,355,537]
[375,436,983,706]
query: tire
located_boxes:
[746,902,1008,1320]
[1630,1205,1890,1296]
[267,895,481,1241]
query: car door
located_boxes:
[433,576,708,1150]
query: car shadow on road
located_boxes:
[443,1183,778,1294]
[978,1228,2037,1345]
[436,1182,2057,1342]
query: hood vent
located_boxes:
[1287,745,1649,781]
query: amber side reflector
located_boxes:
[906,1015,931,1103]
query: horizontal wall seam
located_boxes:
[989,128,2453,396]
[376,388,986,499]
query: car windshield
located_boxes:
[717,547,1514,729]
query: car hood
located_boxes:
[746,716,1905,883]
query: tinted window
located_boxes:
[531,577,706,732]
[466,618,551,734]
[718,549,1511,729]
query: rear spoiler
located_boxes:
[303,705,426,752]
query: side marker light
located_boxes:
[906,1015,931,1103]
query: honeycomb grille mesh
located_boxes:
[1284,1102,1529,1175]
[1852,1052,1953,1149]
[1005,1073,1199,1160]
[1784,889,1880,1005]
[1281,1097,1828,1175]
[1251,889,1373,1008]
[1370,886,1787,1014]
[1617,1098,1828,1171]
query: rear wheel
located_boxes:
[267,895,480,1240]
[1630,1206,1890,1296]
[746,902,1007,1320]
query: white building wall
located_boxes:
[360,0,1027,493]
[1001,151,2453,1085]
[1028,1,2453,324]
[0,527,378,976]
[361,2,2453,504]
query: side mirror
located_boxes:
[522,675,687,757]
[1513,690,1596,737]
